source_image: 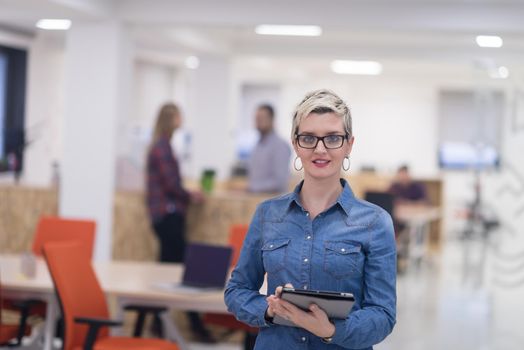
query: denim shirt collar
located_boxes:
[279,178,355,221]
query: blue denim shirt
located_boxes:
[224,179,396,350]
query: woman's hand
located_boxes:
[266,284,336,338]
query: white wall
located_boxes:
[185,55,235,180]
[22,32,66,186]
[115,61,176,190]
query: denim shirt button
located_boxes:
[303,285,307,289]
[301,336,306,342]
[303,258,308,263]
[306,235,311,240]
[341,248,346,252]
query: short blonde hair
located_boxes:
[291,89,352,139]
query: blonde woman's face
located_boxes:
[293,112,354,181]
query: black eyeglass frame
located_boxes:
[294,133,349,149]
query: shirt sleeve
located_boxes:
[330,210,397,348]
[154,140,190,202]
[224,203,272,327]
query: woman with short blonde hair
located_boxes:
[226,89,396,350]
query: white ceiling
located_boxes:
[2,0,524,67]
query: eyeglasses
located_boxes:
[295,134,348,149]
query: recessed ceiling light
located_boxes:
[331,60,383,75]
[255,25,322,37]
[476,35,503,48]
[36,19,71,31]
[185,56,199,69]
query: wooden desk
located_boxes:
[395,204,441,269]
[395,204,441,224]
[0,254,238,350]
[1,254,59,350]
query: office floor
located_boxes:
[190,237,524,350]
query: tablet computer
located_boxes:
[273,287,355,327]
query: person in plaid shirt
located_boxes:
[146,103,213,341]
[146,102,202,262]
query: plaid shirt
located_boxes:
[146,136,190,222]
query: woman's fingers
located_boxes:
[309,303,329,323]
[275,283,294,297]
[279,298,300,313]
[309,303,320,314]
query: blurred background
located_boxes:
[1,1,524,349]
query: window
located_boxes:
[0,52,7,159]
[0,45,27,173]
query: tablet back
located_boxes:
[273,291,354,327]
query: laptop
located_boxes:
[181,243,233,289]
[154,243,233,293]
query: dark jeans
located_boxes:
[153,212,186,263]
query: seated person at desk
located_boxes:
[388,165,428,204]
[388,165,428,267]
[248,104,292,193]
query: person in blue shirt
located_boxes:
[224,89,396,349]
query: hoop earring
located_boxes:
[294,156,303,171]
[342,156,350,171]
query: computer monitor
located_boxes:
[364,191,395,217]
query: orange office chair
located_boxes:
[0,296,34,346]
[202,224,258,349]
[43,242,179,350]
[228,224,249,268]
[1,276,24,346]
[32,216,96,258]
[2,216,97,345]
[0,323,19,346]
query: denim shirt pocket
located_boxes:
[323,241,362,279]
[261,239,290,273]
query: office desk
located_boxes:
[395,204,440,225]
[395,204,441,268]
[0,255,239,350]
